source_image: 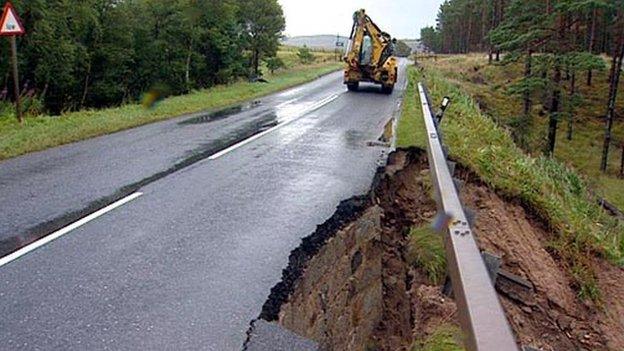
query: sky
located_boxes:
[278,0,443,39]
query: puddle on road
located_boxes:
[178,96,314,127]
[187,112,279,155]
[344,130,369,149]
[3,96,331,260]
[178,100,262,125]
[0,111,285,259]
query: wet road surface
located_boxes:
[0,60,409,350]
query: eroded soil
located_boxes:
[262,148,624,351]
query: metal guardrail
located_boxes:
[417,83,519,351]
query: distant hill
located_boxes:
[401,39,425,53]
[282,35,426,55]
[283,35,424,54]
[282,35,349,51]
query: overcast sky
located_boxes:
[278,0,443,39]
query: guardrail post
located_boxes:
[417,82,519,351]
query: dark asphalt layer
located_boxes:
[0,71,348,253]
[0,60,409,350]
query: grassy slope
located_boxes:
[399,62,623,301]
[418,54,624,210]
[0,50,341,161]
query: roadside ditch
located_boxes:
[250,147,624,351]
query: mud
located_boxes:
[260,148,624,351]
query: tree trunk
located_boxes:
[607,44,618,86]
[541,67,549,106]
[587,68,593,87]
[495,1,504,62]
[523,50,533,117]
[185,42,193,93]
[481,0,488,51]
[465,8,473,53]
[620,143,624,178]
[41,81,49,100]
[567,71,575,140]
[600,40,624,172]
[253,48,260,77]
[489,0,498,64]
[601,16,609,55]
[458,20,465,53]
[587,7,597,86]
[80,61,92,109]
[547,58,562,156]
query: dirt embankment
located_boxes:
[261,148,624,351]
[458,170,624,350]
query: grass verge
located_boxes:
[0,61,342,161]
[411,325,465,351]
[406,226,447,285]
[417,54,624,210]
[397,68,427,148]
[399,63,623,301]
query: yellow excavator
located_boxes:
[343,9,398,94]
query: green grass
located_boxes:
[276,48,338,68]
[397,67,427,148]
[411,325,465,351]
[0,59,342,161]
[399,63,624,301]
[406,226,447,285]
[418,54,624,211]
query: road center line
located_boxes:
[0,192,143,268]
[208,93,340,160]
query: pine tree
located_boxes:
[490,0,607,155]
[601,5,624,172]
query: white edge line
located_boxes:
[208,94,340,160]
[0,192,143,268]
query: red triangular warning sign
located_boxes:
[0,2,24,36]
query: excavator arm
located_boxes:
[343,9,397,94]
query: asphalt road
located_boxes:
[0,60,409,350]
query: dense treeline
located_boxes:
[0,0,284,114]
[421,0,621,57]
[421,0,624,172]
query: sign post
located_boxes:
[0,2,25,123]
[335,34,344,62]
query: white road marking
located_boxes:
[0,192,143,268]
[274,97,299,109]
[208,94,340,160]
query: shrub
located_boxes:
[297,45,315,64]
[265,56,285,74]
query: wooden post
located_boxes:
[9,35,21,123]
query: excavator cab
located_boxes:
[343,9,398,94]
